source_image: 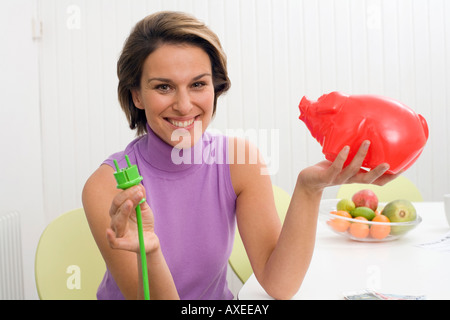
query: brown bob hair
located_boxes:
[117,11,231,136]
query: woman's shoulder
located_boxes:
[82,164,117,203]
[83,135,145,205]
[102,135,145,169]
[226,135,269,196]
[227,135,263,167]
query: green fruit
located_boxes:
[337,199,356,213]
[382,200,417,235]
[352,207,375,220]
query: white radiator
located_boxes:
[0,212,24,299]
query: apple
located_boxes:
[352,189,378,211]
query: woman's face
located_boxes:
[132,43,215,148]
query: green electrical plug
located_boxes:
[113,155,150,300]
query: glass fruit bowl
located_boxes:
[319,199,422,242]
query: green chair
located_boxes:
[336,175,423,202]
[228,185,291,283]
[35,208,106,300]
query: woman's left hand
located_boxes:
[298,140,400,194]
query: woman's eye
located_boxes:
[155,84,171,92]
[192,82,206,89]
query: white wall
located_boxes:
[2,0,450,299]
[0,0,45,299]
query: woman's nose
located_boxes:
[173,89,193,114]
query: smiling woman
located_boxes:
[130,44,215,148]
[82,10,398,301]
[117,11,231,137]
[83,11,239,300]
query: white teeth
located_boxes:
[168,118,195,128]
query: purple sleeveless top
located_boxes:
[97,125,237,300]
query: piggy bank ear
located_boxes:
[315,91,347,115]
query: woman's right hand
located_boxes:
[106,184,160,254]
[297,141,398,194]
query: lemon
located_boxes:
[336,199,356,214]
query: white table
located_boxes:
[238,202,450,300]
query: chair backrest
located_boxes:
[35,208,106,300]
[228,185,291,283]
[336,175,423,203]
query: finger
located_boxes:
[109,185,145,217]
[326,146,350,180]
[357,163,391,184]
[111,199,134,238]
[371,163,391,180]
[348,140,370,169]
[340,141,371,180]
[106,228,135,251]
[106,228,118,248]
[370,168,402,186]
[135,184,153,216]
[109,185,145,228]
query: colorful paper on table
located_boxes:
[298,92,429,174]
[343,289,426,300]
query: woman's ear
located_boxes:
[131,89,144,110]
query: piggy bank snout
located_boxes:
[298,96,310,119]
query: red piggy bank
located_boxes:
[298,92,428,174]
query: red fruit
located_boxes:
[352,189,378,211]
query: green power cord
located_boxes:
[113,155,150,300]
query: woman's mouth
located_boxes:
[166,117,197,129]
